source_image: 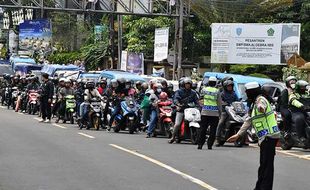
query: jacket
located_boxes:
[40,80,54,99]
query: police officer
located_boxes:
[39,73,54,123]
[197,77,220,150]
[228,82,280,190]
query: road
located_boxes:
[0,106,310,190]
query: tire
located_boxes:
[93,117,100,130]
[247,132,258,144]
[113,123,120,133]
[69,112,74,124]
[190,128,198,145]
[128,121,135,134]
[165,123,173,138]
[279,137,293,150]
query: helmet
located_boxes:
[59,78,66,83]
[141,82,148,89]
[223,80,234,90]
[64,78,71,83]
[159,92,168,100]
[168,83,173,90]
[208,76,217,87]
[145,89,154,96]
[245,82,261,101]
[209,76,217,82]
[285,76,297,87]
[149,79,157,89]
[111,79,118,88]
[183,77,192,85]
[261,85,273,96]
[86,81,95,89]
[125,79,132,84]
[161,80,168,87]
[221,76,233,86]
[295,80,309,94]
[117,78,125,84]
[135,81,142,86]
[99,78,107,85]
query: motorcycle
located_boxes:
[280,98,310,150]
[87,97,103,130]
[218,101,248,147]
[8,87,18,109]
[63,95,76,124]
[153,100,174,138]
[27,90,39,115]
[176,103,201,144]
[113,97,139,134]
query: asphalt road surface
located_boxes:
[0,106,310,190]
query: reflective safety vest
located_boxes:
[202,86,219,111]
[251,96,280,141]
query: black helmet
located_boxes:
[161,80,168,87]
[221,76,233,86]
[86,81,95,89]
[295,80,309,95]
[261,85,273,97]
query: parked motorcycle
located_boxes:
[27,90,39,115]
[153,99,174,138]
[64,95,76,124]
[113,97,139,134]
[218,101,248,147]
[176,103,201,144]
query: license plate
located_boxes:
[129,117,134,120]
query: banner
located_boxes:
[154,27,169,62]
[211,23,301,64]
[152,67,165,77]
[94,25,107,42]
[127,52,144,75]
[19,19,52,55]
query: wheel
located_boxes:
[69,112,74,124]
[128,121,135,134]
[113,123,120,133]
[93,117,100,130]
[279,137,293,150]
[247,132,258,143]
[165,123,173,138]
[190,128,198,145]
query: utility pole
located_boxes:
[117,15,123,70]
[40,0,44,18]
[109,14,115,69]
[177,0,184,79]
[173,1,179,81]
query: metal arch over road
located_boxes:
[0,0,192,17]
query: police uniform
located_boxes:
[237,95,280,190]
[197,86,219,149]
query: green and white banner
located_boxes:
[211,23,300,65]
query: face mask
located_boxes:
[290,84,296,89]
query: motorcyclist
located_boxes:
[53,78,65,118]
[80,81,103,129]
[169,78,199,144]
[97,78,108,96]
[56,78,75,123]
[135,81,143,94]
[14,76,28,112]
[145,83,163,137]
[278,76,297,134]
[125,79,136,97]
[289,80,309,145]
[75,79,85,120]
[167,83,174,99]
[197,76,220,150]
[215,79,238,146]
[107,78,129,130]
[161,80,168,94]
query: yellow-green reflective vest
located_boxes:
[202,86,219,111]
[251,96,279,140]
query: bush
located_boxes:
[48,52,81,64]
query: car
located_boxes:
[203,72,274,100]
[77,71,102,83]
[99,70,146,84]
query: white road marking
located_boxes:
[110,144,218,190]
[52,124,67,129]
[17,112,23,115]
[249,144,310,161]
[78,132,95,139]
[0,106,6,108]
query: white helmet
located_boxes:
[59,78,66,83]
[209,76,217,82]
[245,82,260,90]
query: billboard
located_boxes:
[19,19,52,55]
[211,23,301,64]
[121,50,144,75]
[154,27,169,62]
